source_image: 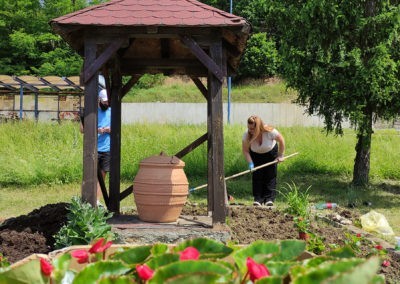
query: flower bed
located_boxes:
[0,237,385,283]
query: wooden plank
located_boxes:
[109,58,122,214]
[120,66,207,77]
[208,35,226,224]
[175,133,207,159]
[83,38,125,84]
[82,39,98,206]
[121,58,204,68]
[179,35,224,82]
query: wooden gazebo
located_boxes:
[50,0,251,224]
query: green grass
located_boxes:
[0,122,399,239]
[123,77,296,103]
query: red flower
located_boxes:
[375,245,383,250]
[356,233,361,238]
[40,258,54,277]
[382,260,390,267]
[71,250,89,264]
[179,247,200,260]
[246,257,270,281]
[136,264,154,280]
[88,238,113,254]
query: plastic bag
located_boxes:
[360,210,394,236]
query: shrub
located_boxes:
[53,196,117,249]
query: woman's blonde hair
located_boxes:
[246,115,274,145]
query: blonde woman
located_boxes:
[242,115,285,206]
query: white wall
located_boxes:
[121,102,350,127]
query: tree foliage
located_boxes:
[0,0,108,76]
[270,0,400,185]
[237,32,280,79]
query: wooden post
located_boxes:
[208,34,226,224]
[109,58,122,214]
[82,38,98,206]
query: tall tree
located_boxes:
[272,0,400,185]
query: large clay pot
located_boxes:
[133,154,189,222]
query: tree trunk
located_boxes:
[352,114,373,186]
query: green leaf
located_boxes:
[97,275,134,284]
[327,245,356,258]
[266,261,296,277]
[256,275,285,284]
[148,260,232,283]
[146,253,180,270]
[172,237,233,259]
[320,257,381,284]
[112,245,152,266]
[52,253,72,282]
[151,243,169,256]
[73,261,130,284]
[233,240,280,273]
[277,240,307,261]
[292,257,380,283]
[163,273,221,284]
[0,259,47,284]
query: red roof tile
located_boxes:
[51,0,247,27]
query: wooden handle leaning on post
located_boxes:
[189,152,299,193]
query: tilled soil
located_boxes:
[0,202,399,283]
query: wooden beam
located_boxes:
[120,66,208,77]
[179,35,224,82]
[121,75,141,99]
[121,58,204,68]
[175,133,207,159]
[190,77,208,100]
[120,185,133,201]
[83,38,125,84]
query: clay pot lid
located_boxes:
[140,152,185,166]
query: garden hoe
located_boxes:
[189,152,299,196]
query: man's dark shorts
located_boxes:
[98,151,110,172]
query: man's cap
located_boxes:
[98,75,106,89]
[99,89,108,102]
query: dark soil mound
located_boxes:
[0,203,68,263]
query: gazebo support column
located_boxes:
[109,59,122,214]
[82,39,99,207]
[208,36,226,224]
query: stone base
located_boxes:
[108,214,231,244]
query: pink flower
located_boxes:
[356,233,361,238]
[179,247,200,260]
[40,258,53,277]
[246,257,270,281]
[71,250,89,264]
[382,260,390,267]
[136,264,154,280]
[375,245,383,250]
[88,238,113,254]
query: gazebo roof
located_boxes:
[50,0,251,76]
[52,0,247,27]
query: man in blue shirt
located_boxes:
[97,89,111,207]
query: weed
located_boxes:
[307,233,326,255]
[278,182,311,218]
